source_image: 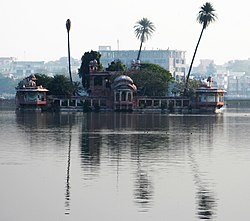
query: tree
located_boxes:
[128,63,173,96]
[134,18,155,61]
[35,73,52,89]
[173,79,201,97]
[48,75,79,96]
[0,74,17,95]
[34,74,78,96]
[66,19,73,84]
[106,59,128,72]
[78,50,102,90]
[185,2,217,95]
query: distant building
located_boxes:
[0,57,17,77]
[45,57,80,79]
[213,70,229,90]
[227,72,250,96]
[98,46,186,79]
[198,59,214,73]
[10,61,45,78]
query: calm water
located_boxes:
[1,109,250,221]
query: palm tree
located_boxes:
[184,2,217,95]
[134,18,155,61]
[66,19,73,84]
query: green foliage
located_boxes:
[185,2,217,94]
[128,63,174,96]
[48,75,78,96]
[134,18,155,60]
[34,74,78,96]
[0,74,17,94]
[106,60,127,72]
[35,73,52,89]
[173,79,201,97]
[134,18,155,43]
[197,2,217,29]
[78,50,102,89]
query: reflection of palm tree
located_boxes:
[79,114,101,177]
[66,19,73,84]
[197,188,216,219]
[134,18,155,61]
[134,170,153,210]
[188,147,217,220]
[65,122,72,215]
[133,140,153,211]
[185,2,217,94]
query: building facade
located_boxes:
[11,61,45,78]
[98,46,186,79]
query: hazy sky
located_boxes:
[1,0,250,65]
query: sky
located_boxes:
[1,0,250,65]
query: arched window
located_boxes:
[121,91,126,101]
[128,93,132,101]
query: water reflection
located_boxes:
[197,188,217,219]
[78,112,223,214]
[15,112,77,216]
[15,112,78,149]
[65,123,72,215]
[134,163,153,211]
[14,111,223,218]
[16,111,77,129]
[134,170,153,210]
[188,145,217,220]
[80,113,101,179]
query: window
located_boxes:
[121,91,126,101]
[128,93,132,101]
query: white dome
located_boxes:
[114,75,133,84]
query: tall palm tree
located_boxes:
[134,18,155,61]
[66,19,73,84]
[184,2,217,95]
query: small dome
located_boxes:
[114,75,133,84]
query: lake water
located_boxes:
[1,109,250,221]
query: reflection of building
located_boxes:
[99,46,186,79]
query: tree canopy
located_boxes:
[185,2,217,95]
[78,50,102,90]
[197,2,217,29]
[0,74,17,95]
[106,59,128,72]
[173,79,202,97]
[134,18,155,61]
[35,74,79,96]
[128,63,173,96]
